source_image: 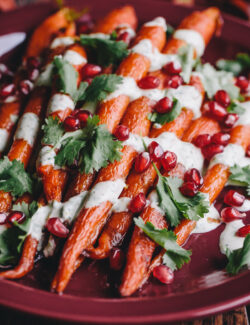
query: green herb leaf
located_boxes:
[227,101,246,115]
[226,234,250,275]
[216,53,250,76]
[229,165,250,189]
[12,201,38,219]
[166,23,175,38]
[53,56,88,102]
[178,44,195,83]
[134,217,191,271]
[80,35,129,67]
[55,115,123,173]
[148,98,181,125]
[42,116,64,146]
[0,157,33,197]
[80,74,123,103]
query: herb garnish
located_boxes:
[229,165,250,195]
[148,98,181,125]
[216,53,250,76]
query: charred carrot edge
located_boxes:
[52,96,154,293]
[93,5,138,34]
[119,117,220,297]
[25,8,76,60]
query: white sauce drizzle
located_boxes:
[37,146,60,169]
[235,101,250,126]
[50,36,75,49]
[47,93,74,115]
[10,114,18,124]
[89,33,110,40]
[15,112,40,146]
[4,95,18,103]
[117,24,136,38]
[28,205,52,241]
[219,220,245,255]
[36,63,53,87]
[0,129,9,152]
[63,49,87,66]
[111,197,131,213]
[209,144,250,169]
[173,29,205,57]
[144,17,167,31]
[148,190,164,214]
[192,203,221,234]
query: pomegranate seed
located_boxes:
[64,116,80,132]
[207,101,227,122]
[161,151,177,172]
[129,193,146,213]
[0,83,15,99]
[78,21,93,34]
[153,265,174,284]
[154,97,173,114]
[81,64,102,78]
[201,144,224,160]
[74,110,91,128]
[246,145,250,158]
[163,61,182,75]
[28,68,39,81]
[184,168,203,188]
[46,217,69,238]
[138,76,160,89]
[214,90,230,108]
[19,80,33,96]
[236,76,249,93]
[84,77,93,85]
[117,31,131,44]
[7,211,26,225]
[224,190,245,207]
[0,213,8,225]
[237,225,250,237]
[114,125,129,141]
[165,75,183,89]
[179,181,198,197]
[134,152,151,173]
[223,113,239,129]
[211,132,230,146]
[221,207,245,223]
[194,134,211,148]
[109,248,124,270]
[27,56,40,69]
[0,63,13,77]
[148,141,164,162]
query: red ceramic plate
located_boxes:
[0,1,249,323]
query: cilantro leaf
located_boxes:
[166,23,175,38]
[227,101,246,115]
[42,116,64,146]
[226,234,250,275]
[178,44,195,83]
[216,53,250,76]
[80,74,123,103]
[134,217,191,271]
[148,98,181,125]
[12,201,38,219]
[80,35,129,67]
[229,165,250,188]
[53,56,88,102]
[0,157,33,197]
[55,115,123,173]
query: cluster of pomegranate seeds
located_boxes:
[214,90,230,108]
[154,97,173,114]
[161,151,177,172]
[224,190,245,207]
[221,207,245,223]
[7,211,26,225]
[163,61,182,75]
[184,168,203,188]
[222,113,239,129]
[148,141,164,162]
[113,125,129,141]
[0,83,15,99]
[194,134,211,148]
[207,101,227,122]
[81,63,102,79]
[109,247,125,271]
[201,143,224,160]
[64,109,91,131]
[211,132,230,146]
[237,225,250,237]
[235,76,249,93]
[153,265,174,284]
[46,217,69,238]
[19,80,33,96]
[134,152,151,173]
[180,181,198,197]
[165,75,183,89]
[138,76,160,89]
[129,193,146,213]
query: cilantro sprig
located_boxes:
[227,101,246,115]
[148,98,181,125]
[0,157,33,197]
[153,164,209,227]
[55,115,123,173]
[229,165,250,195]
[216,53,250,76]
[42,116,64,146]
[80,35,129,67]
[134,217,191,271]
[226,234,250,275]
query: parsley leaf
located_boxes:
[81,74,123,103]
[0,157,33,197]
[134,217,191,271]
[53,56,88,102]
[0,201,38,265]
[55,115,123,173]
[216,53,250,76]
[178,44,195,83]
[229,165,250,194]
[227,101,246,115]
[226,234,250,275]
[80,35,129,67]
[42,116,64,146]
[148,98,181,125]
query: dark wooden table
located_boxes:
[0,0,249,324]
